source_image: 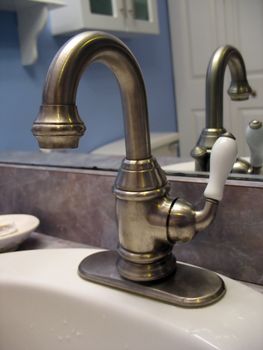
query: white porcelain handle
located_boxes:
[246,120,263,168]
[204,134,237,201]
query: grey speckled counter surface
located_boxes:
[18,232,90,250]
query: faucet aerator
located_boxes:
[228,82,252,101]
[32,104,86,149]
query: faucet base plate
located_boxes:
[78,250,226,308]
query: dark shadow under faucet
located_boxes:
[191,45,254,172]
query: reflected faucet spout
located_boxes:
[206,45,252,129]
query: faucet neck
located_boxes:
[37,31,151,161]
[206,45,252,129]
[33,31,167,194]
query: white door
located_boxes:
[168,0,263,157]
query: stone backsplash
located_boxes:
[0,163,262,285]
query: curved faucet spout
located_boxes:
[206,45,252,129]
[32,31,151,160]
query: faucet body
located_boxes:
[33,32,227,282]
[191,45,253,172]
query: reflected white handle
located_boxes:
[246,120,263,168]
[204,134,237,201]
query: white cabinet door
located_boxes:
[50,0,159,35]
[125,0,159,34]
[82,0,125,31]
[169,0,263,157]
[51,0,125,35]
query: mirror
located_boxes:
[166,0,263,179]
[0,0,262,182]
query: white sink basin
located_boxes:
[0,248,262,350]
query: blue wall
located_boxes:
[0,0,176,152]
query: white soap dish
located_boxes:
[0,220,17,237]
[0,214,40,252]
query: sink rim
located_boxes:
[0,248,263,350]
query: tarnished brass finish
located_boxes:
[32,31,151,161]
[33,31,228,305]
[114,158,167,193]
[168,198,218,243]
[192,45,254,173]
[249,120,262,130]
[206,45,252,129]
[232,158,253,174]
[79,251,225,308]
[33,105,86,149]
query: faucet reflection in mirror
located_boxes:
[191,45,258,174]
[32,31,237,307]
[245,120,263,174]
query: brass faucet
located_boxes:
[191,45,254,173]
[32,32,237,307]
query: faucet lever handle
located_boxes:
[246,120,263,168]
[204,133,237,201]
